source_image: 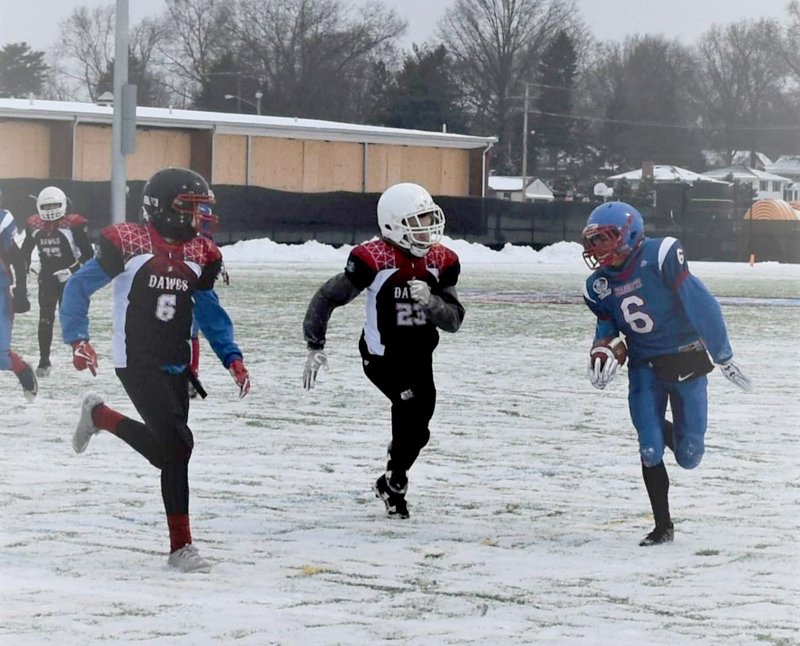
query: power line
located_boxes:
[528,108,800,132]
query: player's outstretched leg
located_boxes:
[373,473,409,519]
[73,393,105,453]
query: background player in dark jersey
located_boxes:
[19,186,94,377]
[303,182,465,519]
[581,201,752,546]
[60,167,251,573]
[0,188,37,400]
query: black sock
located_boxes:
[663,420,674,452]
[642,462,672,528]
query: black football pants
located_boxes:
[115,367,194,515]
[359,337,436,490]
[37,276,65,365]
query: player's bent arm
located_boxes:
[194,288,243,367]
[60,258,112,343]
[676,274,733,363]
[427,286,465,333]
[303,272,362,350]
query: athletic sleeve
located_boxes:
[303,271,363,350]
[60,258,113,344]
[661,240,733,363]
[73,217,94,265]
[193,288,243,368]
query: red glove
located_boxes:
[229,359,250,399]
[72,340,98,376]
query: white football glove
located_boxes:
[53,267,73,283]
[587,347,620,390]
[717,360,752,392]
[303,349,328,390]
[408,279,431,306]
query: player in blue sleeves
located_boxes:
[0,188,37,401]
[60,168,250,573]
[581,201,752,546]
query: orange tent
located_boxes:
[743,199,800,220]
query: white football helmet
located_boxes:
[36,186,68,221]
[377,183,445,257]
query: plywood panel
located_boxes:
[212,134,247,184]
[300,140,362,192]
[0,121,50,178]
[401,147,443,193]
[250,138,304,191]
[74,124,112,181]
[439,148,470,196]
[127,130,192,180]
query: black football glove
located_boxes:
[12,287,30,314]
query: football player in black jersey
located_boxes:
[303,183,465,519]
[19,186,94,377]
[61,168,250,573]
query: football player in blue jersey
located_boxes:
[303,183,465,519]
[0,188,38,400]
[60,168,250,573]
[581,201,752,546]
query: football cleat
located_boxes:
[15,363,38,401]
[35,361,51,378]
[373,474,410,519]
[167,544,212,573]
[73,393,104,454]
[639,523,674,546]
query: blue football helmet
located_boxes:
[581,202,645,269]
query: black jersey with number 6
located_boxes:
[96,222,222,368]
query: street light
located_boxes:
[224,91,263,115]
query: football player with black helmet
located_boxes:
[303,182,465,519]
[18,185,94,377]
[581,201,751,547]
[60,167,251,573]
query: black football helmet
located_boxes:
[142,167,215,241]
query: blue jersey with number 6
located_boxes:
[582,237,733,365]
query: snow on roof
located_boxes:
[0,98,497,150]
[702,165,791,182]
[606,165,727,183]
[767,155,800,178]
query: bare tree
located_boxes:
[697,19,789,161]
[229,0,405,120]
[437,0,581,170]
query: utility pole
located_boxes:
[521,83,529,203]
[111,0,131,224]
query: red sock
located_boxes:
[91,404,124,433]
[189,336,200,376]
[167,513,192,552]
[9,351,26,373]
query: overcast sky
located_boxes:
[2,0,794,52]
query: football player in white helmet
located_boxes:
[19,186,94,376]
[303,182,464,519]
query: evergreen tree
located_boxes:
[534,31,578,172]
[381,45,466,132]
[0,42,48,98]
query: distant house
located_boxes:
[702,150,772,171]
[487,176,554,202]
[606,164,727,187]
[767,156,800,201]
[701,165,792,201]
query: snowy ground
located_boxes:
[1,240,798,645]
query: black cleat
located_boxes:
[639,523,674,546]
[15,363,38,401]
[373,475,410,519]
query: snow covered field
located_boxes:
[2,239,798,645]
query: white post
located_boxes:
[111,0,129,224]
[521,83,529,203]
